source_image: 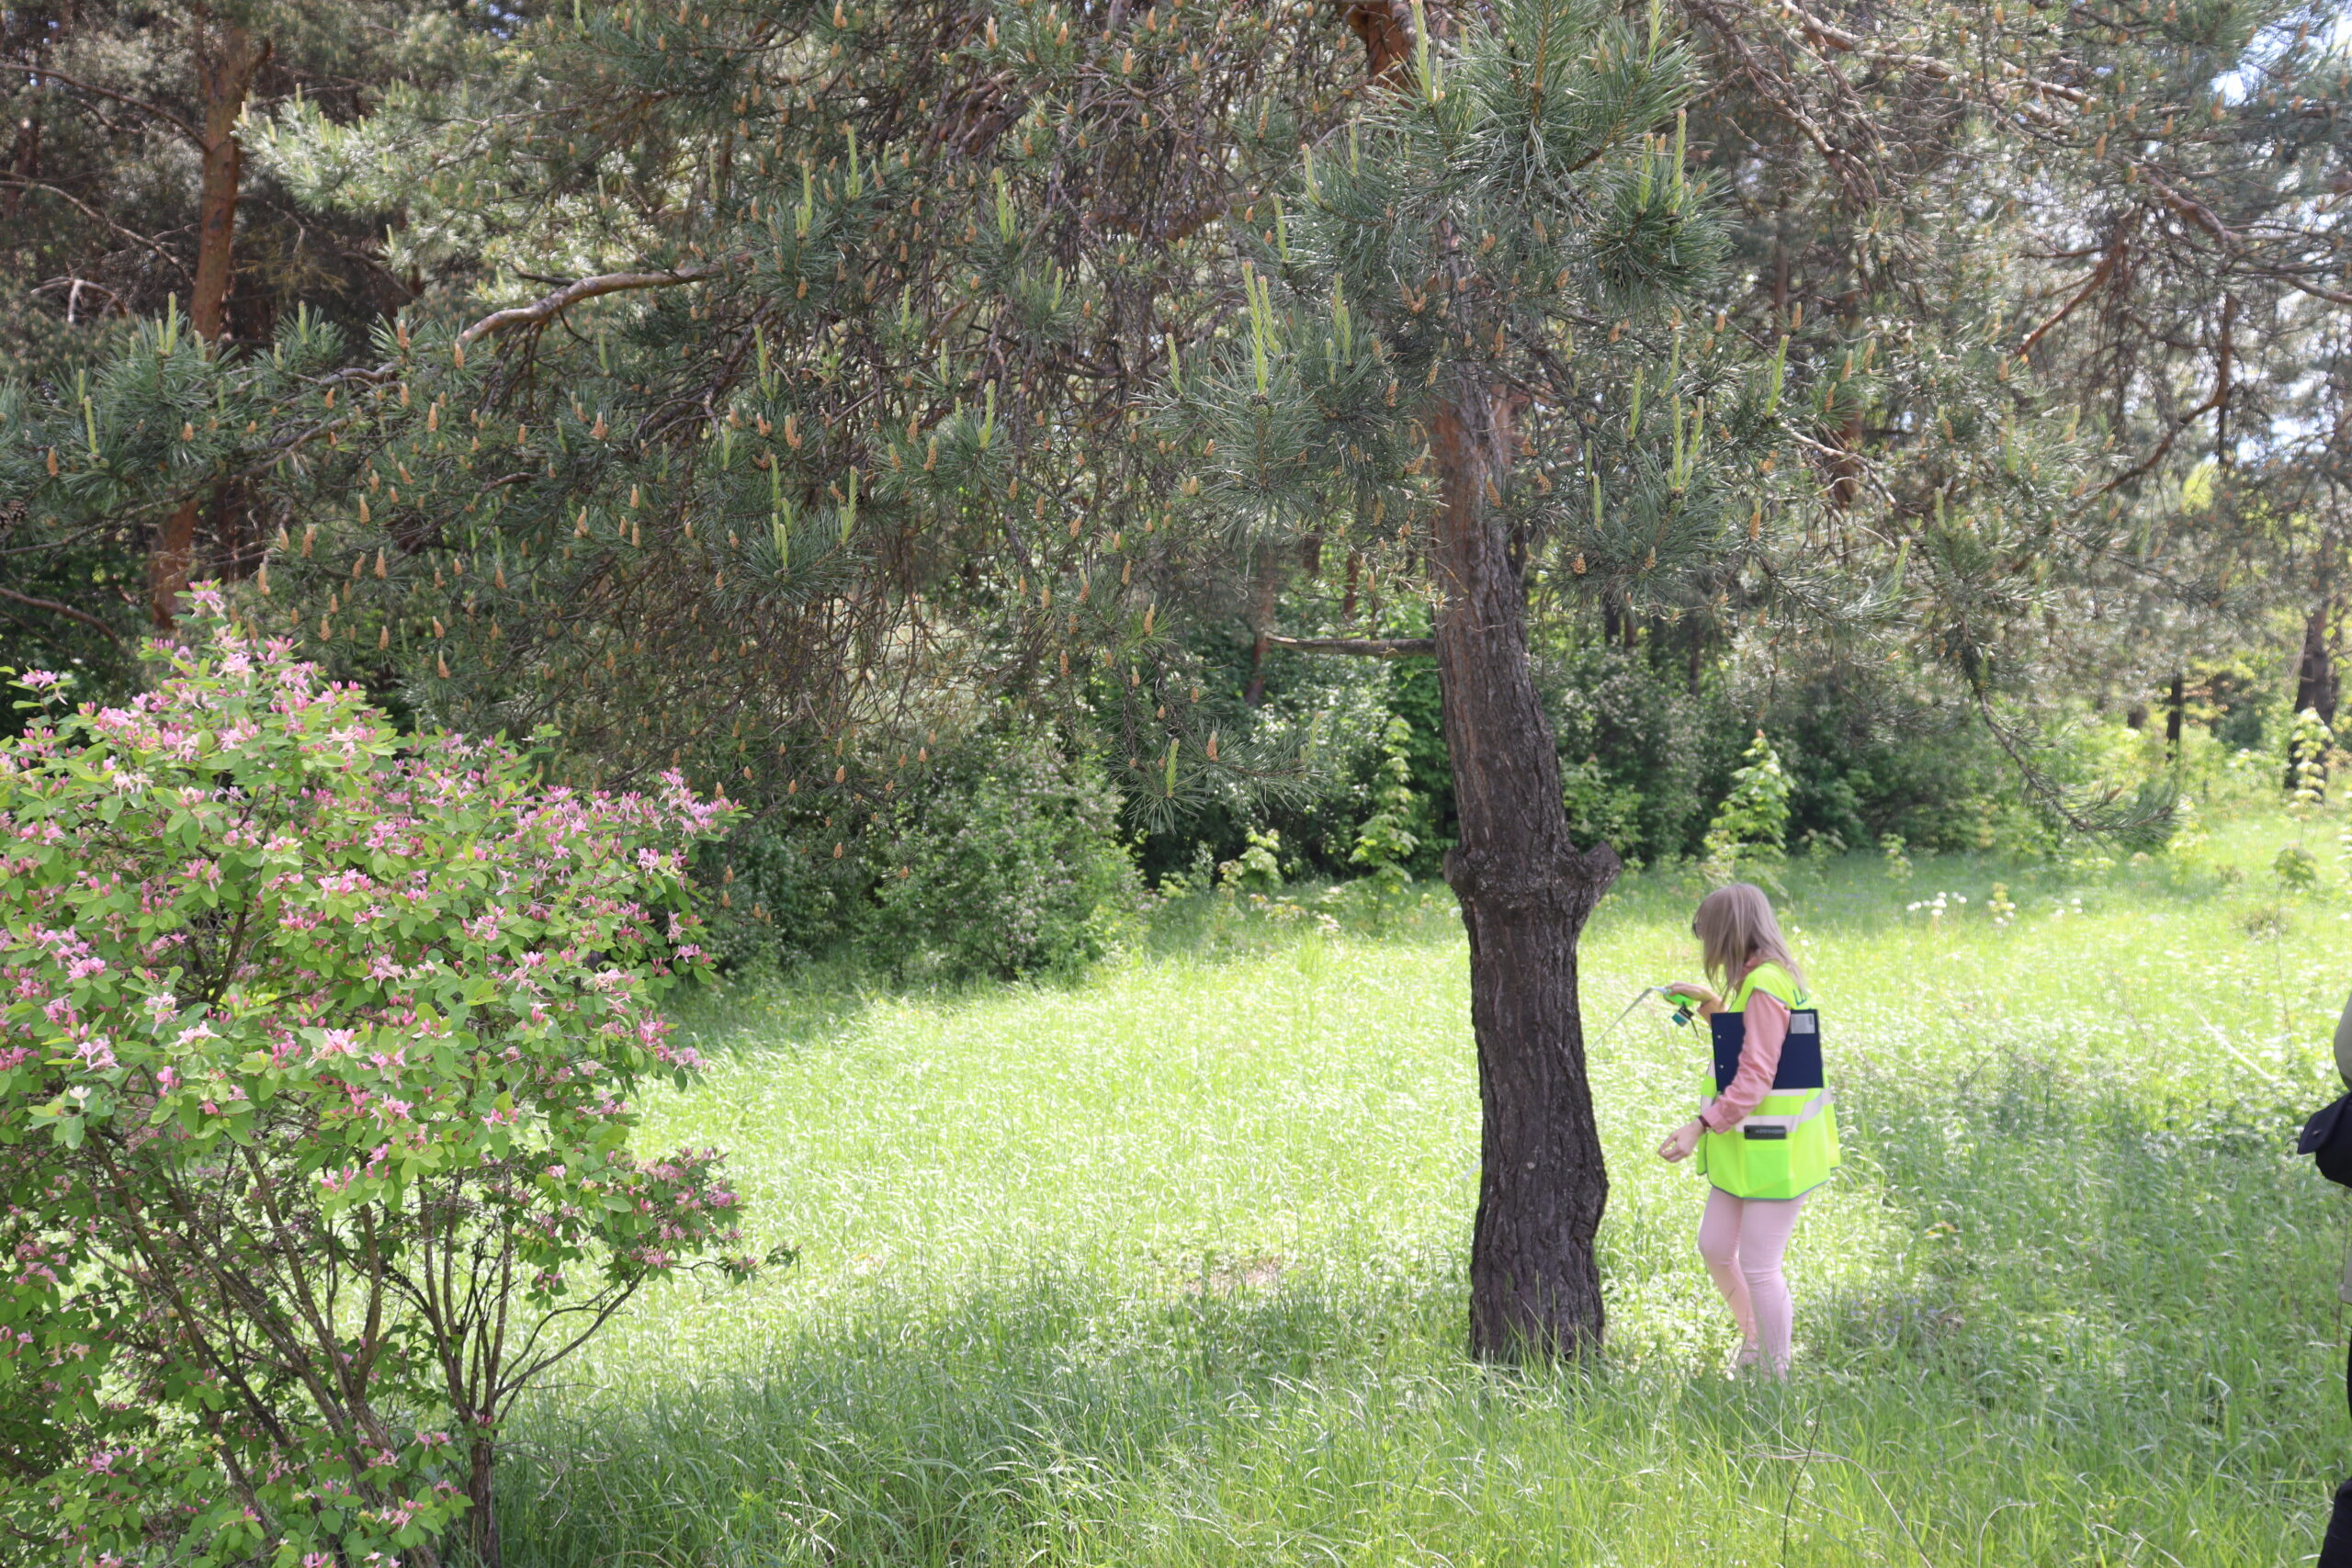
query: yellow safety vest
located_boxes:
[1695,961,1840,1201]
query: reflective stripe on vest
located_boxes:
[1695,961,1841,1200]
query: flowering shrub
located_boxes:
[0,593,756,1568]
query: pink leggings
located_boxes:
[1696,1186,1809,1376]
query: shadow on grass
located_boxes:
[669,883,1472,1064]
[494,1258,1468,1568]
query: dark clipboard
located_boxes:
[1711,1008,1823,1092]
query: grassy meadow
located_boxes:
[499,804,2352,1566]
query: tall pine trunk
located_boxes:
[1429,373,1621,1359]
[150,21,266,629]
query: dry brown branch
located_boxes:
[1265,633,1436,657]
[0,585,124,645]
[456,264,726,345]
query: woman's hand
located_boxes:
[1657,1118,1705,1163]
[1664,982,1723,1017]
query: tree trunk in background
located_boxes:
[2165,671,2186,759]
[2295,601,2338,725]
[4,112,37,220]
[150,20,267,630]
[1429,371,1621,1359]
[2295,539,2338,729]
[1244,560,1276,705]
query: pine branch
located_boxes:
[0,62,206,149]
[0,586,124,645]
[1770,0,2088,109]
[0,177,190,276]
[456,264,727,346]
[2017,233,2129,357]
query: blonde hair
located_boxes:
[1694,883,1806,997]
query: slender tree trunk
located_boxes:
[2165,671,2186,760]
[1245,558,1276,705]
[150,20,266,630]
[2296,536,2338,728]
[469,1435,500,1568]
[1429,373,1621,1359]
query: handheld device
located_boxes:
[1657,986,1700,1026]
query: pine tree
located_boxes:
[1164,0,1827,1355]
[1,0,488,644]
[6,0,1359,812]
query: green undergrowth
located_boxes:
[497,806,2352,1566]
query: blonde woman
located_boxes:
[1657,883,1840,1376]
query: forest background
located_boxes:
[3,0,2349,976]
[4,0,2349,987]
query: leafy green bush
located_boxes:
[699,810,865,973]
[0,597,760,1566]
[1702,730,1793,887]
[1350,715,1426,897]
[1220,826,1286,894]
[869,728,1138,983]
[1541,640,1719,862]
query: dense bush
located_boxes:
[0,597,759,1567]
[710,623,2247,980]
[714,723,1140,985]
[869,729,1139,983]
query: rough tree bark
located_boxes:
[149,17,267,630]
[1429,370,1623,1359]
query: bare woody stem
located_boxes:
[457,265,727,345]
[1264,633,1435,658]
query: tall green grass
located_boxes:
[498,813,2352,1565]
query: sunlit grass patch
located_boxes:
[502,811,2352,1566]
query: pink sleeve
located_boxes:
[1701,991,1788,1132]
